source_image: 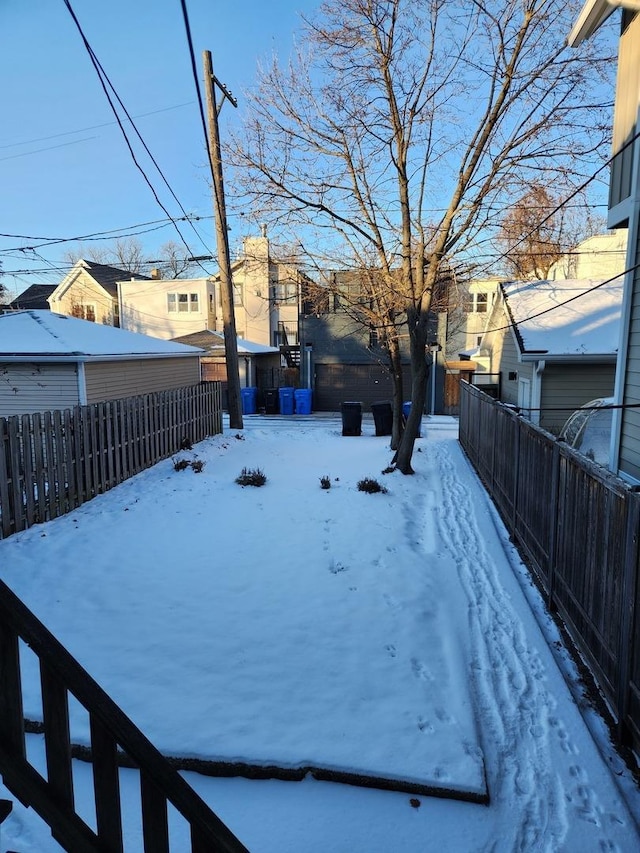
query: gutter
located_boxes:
[568,0,640,45]
[519,352,617,363]
[0,351,204,363]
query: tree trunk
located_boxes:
[394,320,430,474]
[387,337,404,451]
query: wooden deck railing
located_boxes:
[0,382,223,540]
[459,381,640,754]
[0,579,249,852]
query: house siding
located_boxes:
[118,279,216,340]
[540,363,616,435]
[481,299,526,406]
[49,269,117,325]
[0,362,79,416]
[84,358,201,404]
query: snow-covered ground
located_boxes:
[1,413,639,852]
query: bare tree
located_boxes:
[156,240,198,279]
[62,237,197,278]
[230,0,613,472]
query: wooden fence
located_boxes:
[0,578,248,852]
[459,381,640,754]
[0,382,223,540]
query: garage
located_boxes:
[313,362,412,411]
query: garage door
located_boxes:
[314,363,412,411]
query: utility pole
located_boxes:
[202,50,243,429]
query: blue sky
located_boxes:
[0,0,318,293]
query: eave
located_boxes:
[568,0,640,45]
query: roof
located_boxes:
[171,329,280,355]
[79,260,151,296]
[0,311,203,360]
[500,278,622,359]
[9,284,56,310]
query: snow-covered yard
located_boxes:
[1,414,639,852]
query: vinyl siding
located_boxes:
[84,357,201,404]
[481,300,525,406]
[0,362,79,416]
[49,269,117,325]
[540,363,616,436]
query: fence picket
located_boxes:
[0,384,222,541]
[459,380,640,757]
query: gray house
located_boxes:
[0,310,202,417]
[478,278,622,435]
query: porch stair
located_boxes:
[0,579,249,853]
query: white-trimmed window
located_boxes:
[167,292,199,313]
[466,292,489,313]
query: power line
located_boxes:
[0,102,194,151]
[61,0,214,274]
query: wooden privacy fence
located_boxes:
[0,382,223,540]
[459,381,640,754]
[0,578,248,852]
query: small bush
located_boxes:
[173,457,190,472]
[320,475,331,490]
[357,477,388,494]
[180,436,193,450]
[190,459,205,473]
[235,467,267,487]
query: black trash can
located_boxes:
[341,401,362,436]
[371,401,393,437]
[264,388,279,415]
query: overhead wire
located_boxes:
[61,0,215,275]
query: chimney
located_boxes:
[260,223,267,238]
[150,268,161,279]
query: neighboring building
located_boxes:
[569,3,640,480]
[478,278,622,435]
[117,234,311,351]
[445,278,503,357]
[8,284,56,311]
[119,277,217,340]
[548,230,628,281]
[48,260,150,326]
[171,329,280,389]
[301,270,415,411]
[0,310,202,417]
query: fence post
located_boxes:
[511,414,521,536]
[546,441,562,610]
[616,487,640,745]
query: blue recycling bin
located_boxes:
[402,401,421,437]
[279,387,295,416]
[241,386,258,415]
[294,388,312,415]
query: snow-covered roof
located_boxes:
[172,329,280,355]
[0,310,203,360]
[501,278,622,358]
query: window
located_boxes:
[271,280,299,303]
[368,327,379,349]
[466,292,490,313]
[167,292,200,313]
[71,303,96,322]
